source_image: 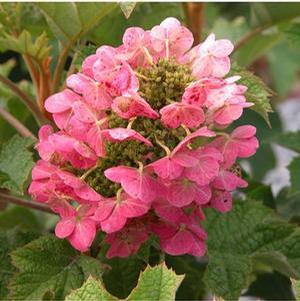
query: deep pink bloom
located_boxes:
[152,213,207,256]
[45,89,80,130]
[210,190,232,213]
[210,125,259,167]
[104,166,159,203]
[150,17,194,59]
[105,220,149,258]
[67,73,112,110]
[93,46,139,96]
[160,102,205,129]
[112,93,159,119]
[212,169,248,191]
[94,192,150,233]
[55,205,97,252]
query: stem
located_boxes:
[0,191,55,214]
[52,44,71,93]
[183,2,205,45]
[0,107,36,139]
[0,74,48,125]
[234,26,265,52]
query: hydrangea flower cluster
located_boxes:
[29,17,259,258]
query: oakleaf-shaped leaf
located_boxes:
[9,235,105,300]
[0,135,35,195]
[203,200,300,300]
[66,276,117,301]
[128,263,184,301]
[230,65,273,126]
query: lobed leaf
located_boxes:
[272,131,300,153]
[288,157,300,197]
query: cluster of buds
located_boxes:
[29,18,259,258]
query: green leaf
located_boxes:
[230,65,273,126]
[0,135,35,194]
[128,263,184,301]
[285,23,300,48]
[9,235,105,300]
[235,3,300,66]
[36,3,117,45]
[203,200,300,299]
[0,30,51,63]
[0,206,42,231]
[0,229,39,300]
[272,131,300,153]
[66,276,117,301]
[119,2,136,19]
[288,157,300,197]
[292,279,300,300]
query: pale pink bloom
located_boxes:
[82,54,98,78]
[167,178,211,207]
[94,192,150,233]
[182,78,224,106]
[101,128,153,146]
[112,93,159,119]
[210,125,259,168]
[210,190,232,213]
[212,170,248,191]
[93,46,139,96]
[149,127,216,180]
[104,166,159,203]
[150,17,194,59]
[205,77,252,125]
[187,33,234,78]
[118,27,153,68]
[184,147,223,186]
[45,89,80,130]
[55,205,97,252]
[160,102,205,129]
[152,214,207,256]
[67,73,112,110]
[105,220,149,258]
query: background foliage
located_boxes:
[1,2,300,300]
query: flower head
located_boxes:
[29,17,258,258]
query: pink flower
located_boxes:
[45,89,79,130]
[210,125,259,167]
[182,78,224,106]
[112,93,159,119]
[94,192,150,233]
[101,128,153,146]
[167,178,211,207]
[152,213,207,256]
[105,220,149,258]
[160,102,205,129]
[104,166,160,203]
[150,17,194,59]
[93,46,139,96]
[212,169,248,191]
[210,190,232,213]
[55,205,97,252]
[82,54,98,78]
[149,127,216,180]
[118,27,153,68]
[187,33,234,78]
[36,126,97,169]
[205,77,252,125]
[67,73,112,110]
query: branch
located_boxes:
[0,191,55,214]
[0,74,48,125]
[183,2,205,45]
[0,107,37,139]
[234,26,265,52]
[52,44,71,93]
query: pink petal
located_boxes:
[55,217,76,238]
